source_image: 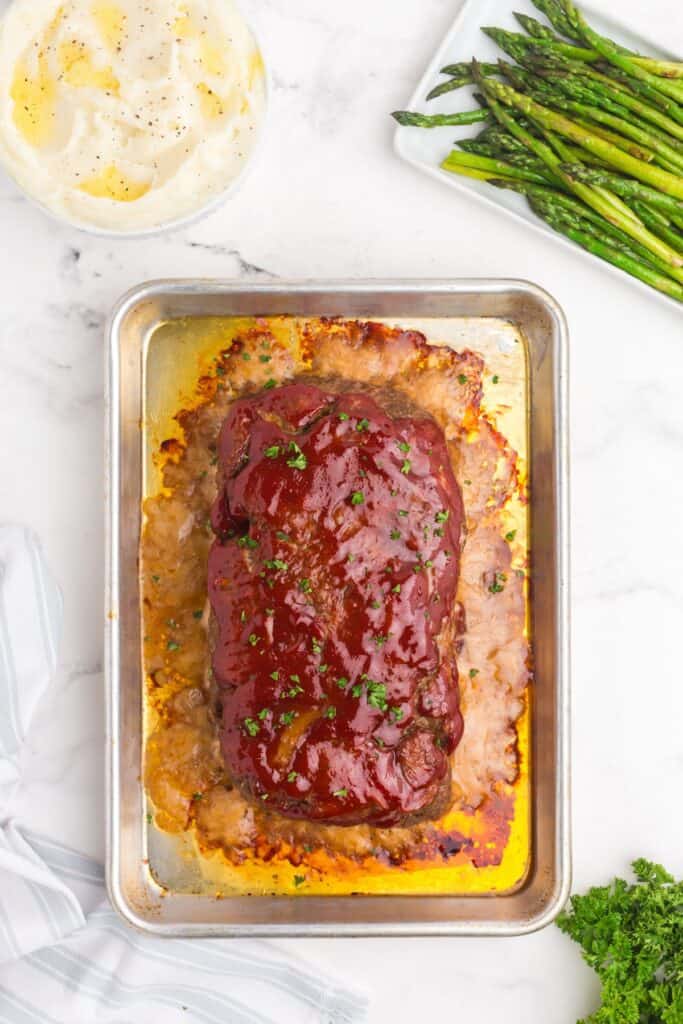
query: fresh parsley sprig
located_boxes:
[557,859,683,1024]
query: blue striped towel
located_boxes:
[0,527,367,1024]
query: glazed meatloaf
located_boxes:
[208,383,465,827]
[142,316,530,879]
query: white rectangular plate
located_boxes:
[393,0,681,312]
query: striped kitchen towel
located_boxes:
[0,527,367,1024]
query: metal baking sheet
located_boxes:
[106,279,570,936]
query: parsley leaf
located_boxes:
[557,860,683,1024]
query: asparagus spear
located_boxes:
[529,0,585,43]
[522,50,683,128]
[559,163,683,217]
[483,27,683,78]
[536,92,683,172]
[479,77,683,199]
[440,61,499,78]
[442,149,552,184]
[426,76,473,101]
[629,200,683,251]
[474,71,683,273]
[513,12,563,43]
[596,65,683,125]
[541,69,683,143]
[496,62,657,160]
[530,196,683,300]
[458,138,555,176]
[391,109,490,127]
[561,0,683,99]
[488,178,679,277]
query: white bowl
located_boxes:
[0,3,271,239]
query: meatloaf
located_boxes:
[208,383,465,827]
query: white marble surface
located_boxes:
[1,0,682,1019]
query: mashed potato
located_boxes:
[0,0,266,230]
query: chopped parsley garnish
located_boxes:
[398,509,409,517]
[287,771,298,782]
[338,412,349,421]
[240,610,247,622]
[332,788,348,799]
[312,638,323,654]
[237,535,259,549]
[390,707,404,722]
[337,677,348,689]
[279,711,297,726]
[492,374,500,383]
[192,792,203,801]
[264,559,288,571]
[265,608,274,616]
[151,574,161,583]
[193,609,203,620]
[243,718,260,737]
[391,584,401,594]
[374,737,385,748]
[356,418,370,432]
[318,664,328,674]
[259,354,272,363]
[258,708,270,720]
[469,668,479,679]
[166,641,180,652]
[146,813,153,824]
[488,572,507,594]
[434,527,444,538]
[275,530,291,542]
[390,529,401,540]
[400,459,411,475]
[242,352,252,361]
[435,510,449,523]
[298,578,312,593]
[293,874,306,887]
[373,634,390,648]
[248,633,259,647]
[397,441,410,453]
[263,378,277,390]
[350,491,365,506]
[264,445,280,459]
[351,683,363,698]
[458,373,467,384]
[286,442,308,470]
[505,529,517,543]
[289,674,300,683]
[366,680,388,711]
[515,569,525,579]
[325,706,337,719]
[370,599,381,609]
[270,670,280,681]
